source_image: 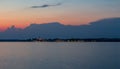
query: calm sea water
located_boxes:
[0,42,119,69]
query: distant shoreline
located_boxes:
[0,38,120,42]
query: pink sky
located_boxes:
[0,0,120,31]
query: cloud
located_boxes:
[30,3,62,8]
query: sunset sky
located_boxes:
[0,0,120,30]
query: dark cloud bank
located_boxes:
[0,17,120,39]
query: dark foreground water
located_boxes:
[0,42,119,69]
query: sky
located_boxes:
[0,0,120,30]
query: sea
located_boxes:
[0,42,119,69]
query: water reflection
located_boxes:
[0,42,119,69]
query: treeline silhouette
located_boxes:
[0,38,120,42]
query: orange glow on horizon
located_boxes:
[0,16,102,31]
[0,11,110,31]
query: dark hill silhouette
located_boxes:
[0,18,120,39]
